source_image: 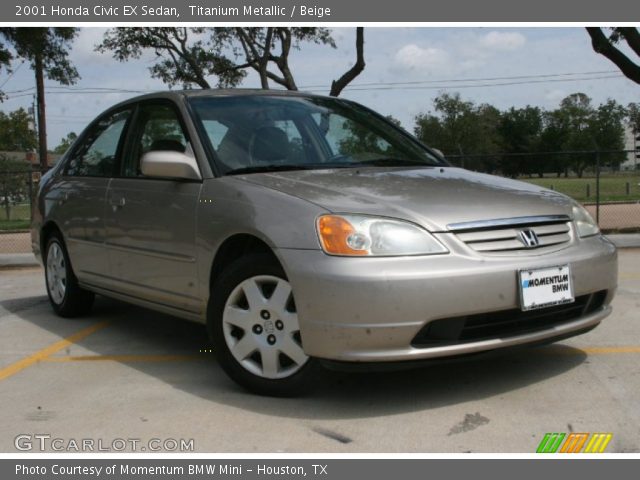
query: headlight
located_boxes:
[572,203,600,238]
[316,214,448,256]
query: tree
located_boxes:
[0,108,37,151]
[539,110,570,177]
[0,38,12,100]
[97,28,244,89]
[414,93,502,171]
[591,99,627,169]
[555,93,594,177]
[0,155,30,220]
[628,103,640,134]
[586,28,640,85]
[53,132,77,154]
[0,28,79,171]
[235,28,335,91]
[98,27,366,97]
[498,106,544,177]
[544,93,627,177]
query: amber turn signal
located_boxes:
[316,215,368,256]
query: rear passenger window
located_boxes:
[65,109,131,177]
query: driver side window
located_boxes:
[123,103,190,177]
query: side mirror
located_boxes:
[431,148,445,159]
[140,151,202,181]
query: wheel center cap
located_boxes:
[263,319,275,334]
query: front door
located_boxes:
[105,101,202,314]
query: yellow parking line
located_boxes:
[582,346,640,354]
[0,321,110,382]
[43,354,204,363]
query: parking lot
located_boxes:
[0,249,639,453]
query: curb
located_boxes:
[605,234,640,249]
[0,254,40,269]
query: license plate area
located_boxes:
[518,265,574,311]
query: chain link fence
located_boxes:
[0,151,638,255]
[0,169,37,254]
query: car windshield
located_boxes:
[188,95,445,175]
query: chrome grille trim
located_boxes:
[447,215,571,232]
[450,215,573,253]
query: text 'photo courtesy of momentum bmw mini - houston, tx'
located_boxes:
[31,90,617,396]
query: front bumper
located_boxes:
[278,234,617,362]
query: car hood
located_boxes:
[236,167,573,232]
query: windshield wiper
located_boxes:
[225,164,313,175]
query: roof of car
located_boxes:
[127,88,327,103]
[103,88,334,114]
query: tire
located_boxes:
[207,254,320,396]
[44,232,95,317]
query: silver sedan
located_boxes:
[32,90,617,396]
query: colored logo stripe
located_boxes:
[560,433,589,453]
[584,433,613,453]
[537,433,613,453]
[537,433,565,453]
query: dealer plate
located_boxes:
[518,265,574,311]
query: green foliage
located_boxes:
[414,92,629,177]
[97,27,337,92]
[414,93,504,172]
[498,106,543,176]
[0,28,79,85]
[627,103,640,133]
[0,155,31,221]
[0,108,37,151]
[97,27,244,89]
[53,132,77,154]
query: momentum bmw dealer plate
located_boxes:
[519,265,574,311]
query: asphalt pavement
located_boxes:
[0,250,639,453]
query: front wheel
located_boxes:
[208,254,320,396]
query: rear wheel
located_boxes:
[44,232,94,317]
[208,254,319,396]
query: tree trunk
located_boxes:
[258,28,274,89]
[3,196,10,221]
[35,53,47,173]
[329,28,365,97]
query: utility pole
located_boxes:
[34,52,47,173]
[635,129,639,170]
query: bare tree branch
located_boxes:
[586,27,640,84]
[618,27,640,57]
[330,27,365,97]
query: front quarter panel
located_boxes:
[196,176,327,292]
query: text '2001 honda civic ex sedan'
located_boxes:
[32,90,617,396]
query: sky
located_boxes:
[1,27,639,149]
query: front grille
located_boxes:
[411,290,607,348]
[449,215,572,253]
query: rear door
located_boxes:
[58,108,132,285]
[105,101,203,314]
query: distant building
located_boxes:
[0,151,61,168]
[621,126,639,171]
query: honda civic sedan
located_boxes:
[32,90,617,395]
